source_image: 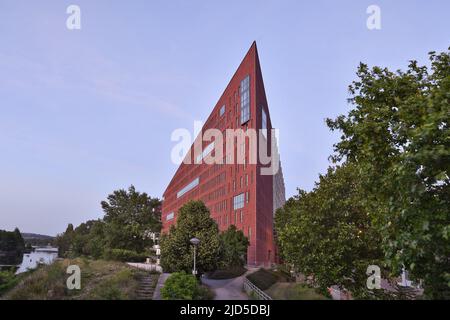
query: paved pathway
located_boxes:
[201,268,258,300]
[152,273,170,300]
[127,262,162,273]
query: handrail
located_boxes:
[243,277,273,300]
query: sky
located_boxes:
[0,0,448,236]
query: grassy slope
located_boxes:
[246,269,280,290]
[265,282,328,300]
[3,258,159,300]
[246,268,328,300]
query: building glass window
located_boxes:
[233,193,245,210]
[262,107,267,138]
[240,75,250,124]
[166,212,174,221]
[177,177,200,198]
[220,105,226,117]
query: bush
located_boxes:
[161,272,198,300]
[246,269,279,290]
[103,249,147,262]
[270,268,295,282]
[161,272,214,300]
[0,270,19,296]
[195,284,215,300]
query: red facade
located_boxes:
[162,42,284,266]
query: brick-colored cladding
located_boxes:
[162,42,285,266]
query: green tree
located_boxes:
[54,186,161,260]
[0,228,25,265]
[82,220,107,258]
[101,185,162,253]
[55,224,75,257]
[69,220,107,258]
[160,201,220,274]
[219,225,249,268]
[13,228,24,253]
[275,164,385,298]
[326,49,450,298]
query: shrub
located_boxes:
[103,249,147,262]
[195,284,215,300]
[0,270,19,296]
[246,269,279,290]
[161,272,212,300]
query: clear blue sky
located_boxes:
[0,0,448,235]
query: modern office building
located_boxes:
[161,42,285,266]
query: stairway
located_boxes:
[135,273,157,300]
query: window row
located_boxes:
[177,177,200,198]
[200,186,226,203]
[200,172,226,193]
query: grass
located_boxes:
[207,266,247,279]
[245,267,327,300]
[246,268,279,290]
[2,258,159,300]
[265,282,328,300]
[0,269,23,295]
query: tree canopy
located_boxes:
[219,225,249,268]
[0,228,25,265]
[276,48,449,299]
[275,164,384,298]
[160,201,221,274]
[101,185,161,252]
[56,185,161,260]
[326,49,449,299]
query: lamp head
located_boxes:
[190,237,200,246]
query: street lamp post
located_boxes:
[190,237,200,276]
